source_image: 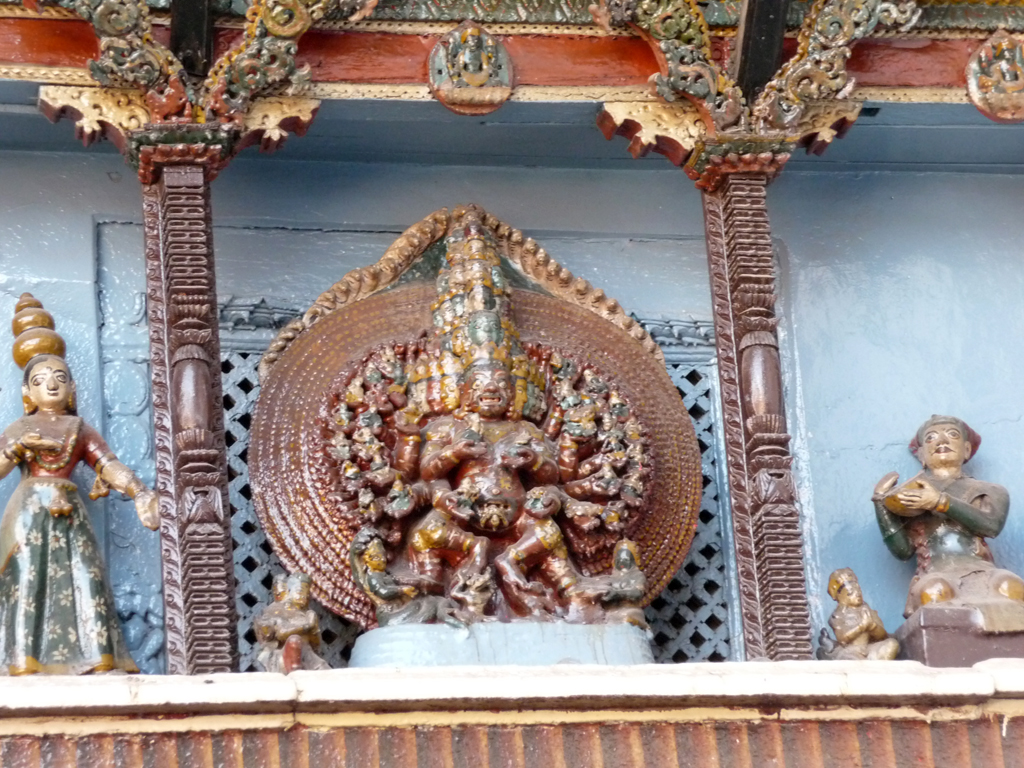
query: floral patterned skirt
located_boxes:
[0,477,138,675]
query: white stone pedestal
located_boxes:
[348,621,654,667]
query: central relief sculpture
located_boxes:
[252,206,702,664]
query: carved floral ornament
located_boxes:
[967,30,1024,123]
[251,205,702,628]
[597,0,920,187]
[34,0,374,128]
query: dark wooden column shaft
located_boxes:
[142,163,238,674]
[732,0,790,99]
[702,173,813,660]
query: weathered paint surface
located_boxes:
[0,717,1016,767]
[771,170,1024,638]
[0,151,712,670]
[4,140,1024,661]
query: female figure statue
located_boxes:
[0,294,158,675]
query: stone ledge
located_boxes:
[0,660,1003,718]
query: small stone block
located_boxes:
[896,605,1024,667]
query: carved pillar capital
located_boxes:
[685,138,792,192]
[702,172,813,660]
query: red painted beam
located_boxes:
[0,18,98,67]
[0,18,980,91]
[293,31,660,86]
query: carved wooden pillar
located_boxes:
[140,142,238,674]
[702,172,813,660]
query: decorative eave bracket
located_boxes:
[598,0,921,189]
[38,86,321,180]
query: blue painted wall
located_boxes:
[771,170,1024,635]
[3,143,1024,657]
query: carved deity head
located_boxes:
[461,362,513,419]
[285,573,312,608]
[613,540,639,572]
[23,355,75,415]
[362,538,388,572]
[827,568,863,607]
[911,415,979,473]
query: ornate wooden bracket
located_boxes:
[752,0,920,132]
[702,173,813,660]
[38,86,320,161]
[37,0,371,124]
[140,137,237,674]
[600,0,920,179]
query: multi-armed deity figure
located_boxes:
[873,415,1024,630]
[328,216,651,626]
[0,294,158,675]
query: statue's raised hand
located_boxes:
[452,438,487,461]
[134,489,160,530]
[500,445,536,470]
[896,479,942,512]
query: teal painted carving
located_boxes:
[428,23,513,116]
[753,0,921,132]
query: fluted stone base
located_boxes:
[349,622,654,667]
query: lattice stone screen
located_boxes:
[223,319,732,670]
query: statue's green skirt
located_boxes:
[0,477,138,675]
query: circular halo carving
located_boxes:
[251,206,702,628]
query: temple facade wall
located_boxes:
[1,148,1022,655]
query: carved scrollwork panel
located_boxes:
[753,0,921,132]
[38,0,191,121]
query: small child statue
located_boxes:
[253,572,330,673]
[816,568,899,661]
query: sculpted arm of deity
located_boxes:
[392,406,424,481]
[498,424,558,484]
[420,420,486,481]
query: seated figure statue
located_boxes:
[873,415,1024,631]
[817,568,898,661]
[253,572,330,673]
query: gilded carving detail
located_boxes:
[597,101,707,165]
[602,0,744,131]
[37,85,150,146]
[752,0,921,131]
[260,205,662,382]
[598,0,917,186]
[966,30,1024,122]
[203,0,376,120]
[240,96,322,152]
[39,0,190,121]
